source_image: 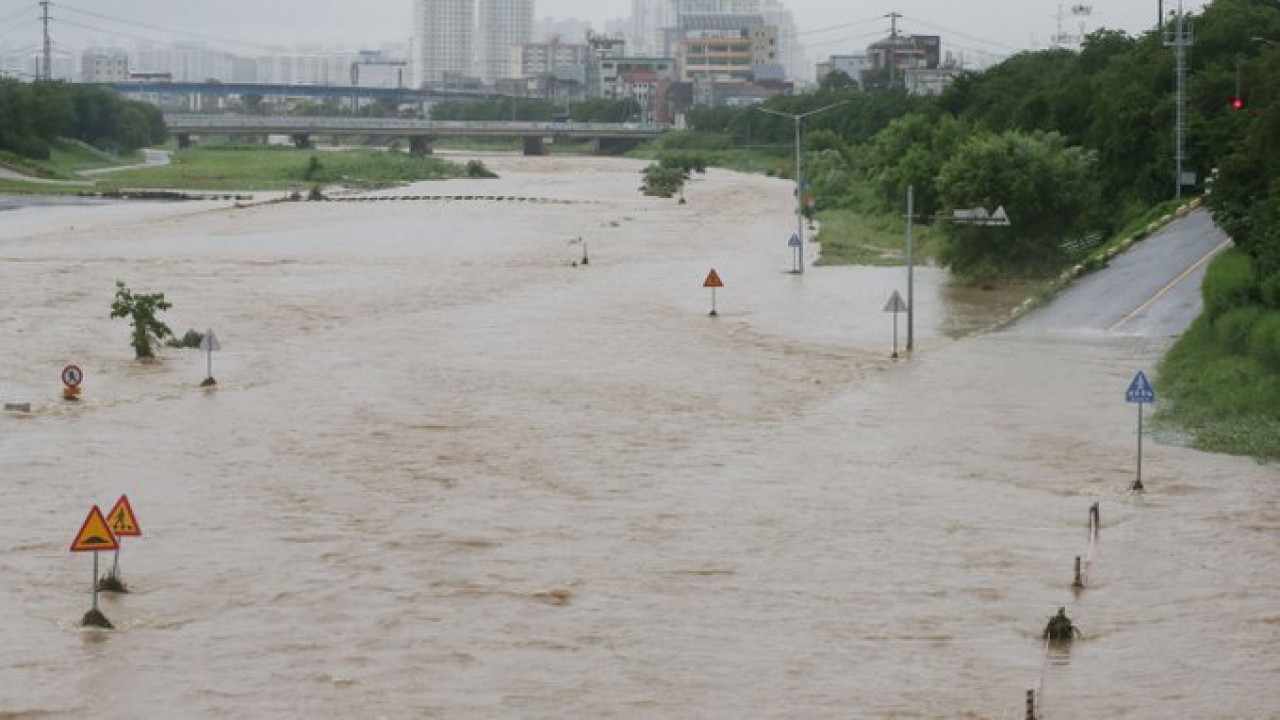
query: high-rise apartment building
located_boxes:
[760,0,803,81]
[414,0,474,85]
[477,0,534,82]
[629,0,675,56]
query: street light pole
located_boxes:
[755,101,847,274]
[906,185,915,351]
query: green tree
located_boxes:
[109,281,174,359]
[935,130,1101,280]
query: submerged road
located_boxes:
[1012,207,1230,337]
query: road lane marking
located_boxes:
[1107,238,1233,333]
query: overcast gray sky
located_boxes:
[1,0,1210,57]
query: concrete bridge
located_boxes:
[163,114,667,155]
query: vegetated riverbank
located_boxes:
[645,130,1279,461]
[1155,243,1280,463]
[1,145,495,195]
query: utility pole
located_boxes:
[755,101,848,274]
[885,11,902,90]
[40,0,52,80]
[1164,1,1192,199]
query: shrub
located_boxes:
[1201,250,1258,320]
[1212,306,1263,354]
[465,159,496,178]
[166,328,205,349]
[1247,310,1280,369]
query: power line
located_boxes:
[900,15,1019,52]
[0,4,35,26]
[803,28,888,52]
[798,15,885,38]
[56,1,282,53]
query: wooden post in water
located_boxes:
[1073,555,1084,588]
[1026,689,1036,720]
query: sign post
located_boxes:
[703,269,724,317]
[101,494,141,592]
[787,233,801,273]
[883,290,909,358]
[61,364,83,401]
[199,329,221,387]
[1125,370,1156,492]
[70,505,119,628]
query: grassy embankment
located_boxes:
[0,139,146,193]
[1154,248,1280,462]
[0,146,491,193]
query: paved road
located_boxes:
[1012,208,1230,337]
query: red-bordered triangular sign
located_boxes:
[106,494,142,537]
[70,505,119,552]
[703,269,724,288]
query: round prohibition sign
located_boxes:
[61,364,84,388]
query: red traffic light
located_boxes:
[1231,95,1245,110]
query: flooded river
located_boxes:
[1,156,1276,718]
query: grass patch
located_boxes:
[1154,314,1280,462]
[48,140,141,172]
[95,147,483,191]
[814,207,938,267]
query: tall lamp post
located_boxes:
[755,101,847,274]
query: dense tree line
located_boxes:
[682,0,1279,284]
[0,79,167,159]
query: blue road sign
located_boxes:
[788,233,801,248]
[1125,371,1155,404]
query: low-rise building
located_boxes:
[81,48,130,82]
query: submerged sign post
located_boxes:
[1125,370,1156,492]
[199,329,221,387]
[61,363,83,401]
[883,290,909,358]
[787,233,802,273]
[104,494,142,589]
[703,269,723,317]
[70,505,119,628]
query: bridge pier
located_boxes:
[522,136,547,156]
[291,133,312,149]
[408,136,434,155]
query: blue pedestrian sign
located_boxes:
[1125,371,1155,404]
[787,233,801,248]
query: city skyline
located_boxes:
[0,0,1211,59]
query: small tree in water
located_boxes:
[110,281,174,359]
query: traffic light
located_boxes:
[1231,95,1245,110]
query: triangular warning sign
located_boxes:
[883,290,909,313]
[106,494,142,537]
[70,505,119,553]
[703,269,724,288]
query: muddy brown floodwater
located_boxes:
[1,155,1276,718]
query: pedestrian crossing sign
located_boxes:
[1125,371,1155,404]
[106,494,141,537]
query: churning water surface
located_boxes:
[1,156,1276,718]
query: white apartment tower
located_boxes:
[477,0,534,82]
[629,0,674,56]
[414,0,474,85]
[760,0,803,81]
